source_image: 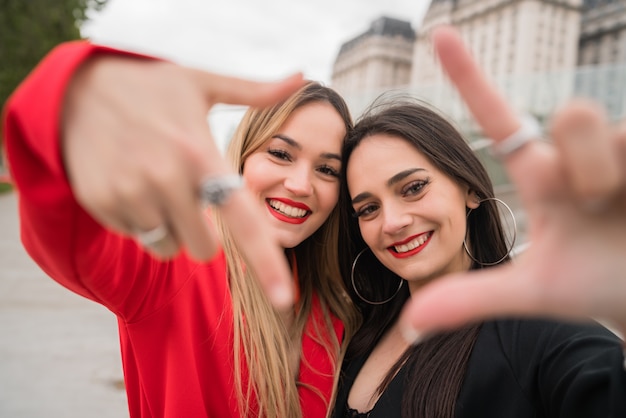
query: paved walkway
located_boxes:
[0,192,128,418]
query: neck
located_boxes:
[405,253,473,296]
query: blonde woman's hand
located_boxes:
[400,26,626,341]
[62,54,302,309]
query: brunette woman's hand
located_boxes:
[62,54,302,309]
[400,26,626,341]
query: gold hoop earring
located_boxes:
[463,197,517,266]
[351,248,404,305]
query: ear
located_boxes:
[465,189,481,210]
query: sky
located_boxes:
[81,0,432,147]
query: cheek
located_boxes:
[446,206,470,243]
[242,157,269,196]
[316,182,340,213]
[357,220,377,248]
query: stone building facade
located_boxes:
[411,0,582,86]
[330,16,415,104]
[331,0,626,120]
[579,0,626,66]
[330,0,626,245]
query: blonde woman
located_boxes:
[218,81,360,417]
[3,43,359,417]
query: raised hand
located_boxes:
[400,26,626,340]
[62,55,303,309]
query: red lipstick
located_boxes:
[266,198,311,225]
[387,232,432,259]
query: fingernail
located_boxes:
[400,324,427,345]
[270,284,294,309]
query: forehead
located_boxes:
[276,102,346,151]
[348,134,433,174]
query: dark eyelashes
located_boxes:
[267,148,291,161]
[352,178,430,219]
[352,205,376,218]
[402,179,429,195]
[319,165,340,177]
[268,148,340,177]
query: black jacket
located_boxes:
[333,319,626,417]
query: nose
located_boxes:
[284,164,313,196]
[381,201,412,235]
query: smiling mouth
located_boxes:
[390,232,432,254]
[268,199,310,218]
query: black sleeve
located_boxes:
[497,318,626,418]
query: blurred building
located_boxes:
[331,0,626,121]
[331,16,415,104]
[576,0,626,118]
[579,0,626,66]
[330,0,626,248]
[412,0,582,86]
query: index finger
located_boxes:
[217,188,294,311]
[192,70,306,108]
[432,25,559,201]
[432,26,521,143]
[192,72,301,310]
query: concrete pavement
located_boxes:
[0,192,128,418]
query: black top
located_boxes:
[332,319,626,417]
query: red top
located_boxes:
[3,41,344,418]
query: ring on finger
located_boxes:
[490,114,543,160]
[200,174,245,206]
[136,224,169,247]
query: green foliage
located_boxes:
[0,181,13,194]
[0,0,108,111]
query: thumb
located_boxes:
[398,265,543,341]
[190,70,306,108]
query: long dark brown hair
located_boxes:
[338,98,511,417]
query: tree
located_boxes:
[0,0,108,113]
[0,0,107,170]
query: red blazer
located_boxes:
[3,41,344,418]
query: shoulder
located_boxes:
[483,317,621,353]
[459,318,626,416]
[473,318,624,395]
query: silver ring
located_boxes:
[490,114,542,160]
[200,174,244,206]
[136,225,168,247]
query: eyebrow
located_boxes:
[273,134,301,150]
[387,168,425,187]
[272,134,341,161]
[351,168,426,205]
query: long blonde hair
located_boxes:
[214,81,360,417]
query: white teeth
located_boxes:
[394,233,430,253]
[268,200,308,218]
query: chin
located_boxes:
[276,235,304,250]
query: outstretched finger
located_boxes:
[398,266,577,342]
[432,25,559,203]
[550,100,621,207]
[192,70,306,108]
[432,26,519,142]
[214,188,294,312]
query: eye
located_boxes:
[268,148,292,162]
[353,203,379,219]
[317,164,340,178]
[402,179,429,197]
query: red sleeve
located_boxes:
[2,41,195,321]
